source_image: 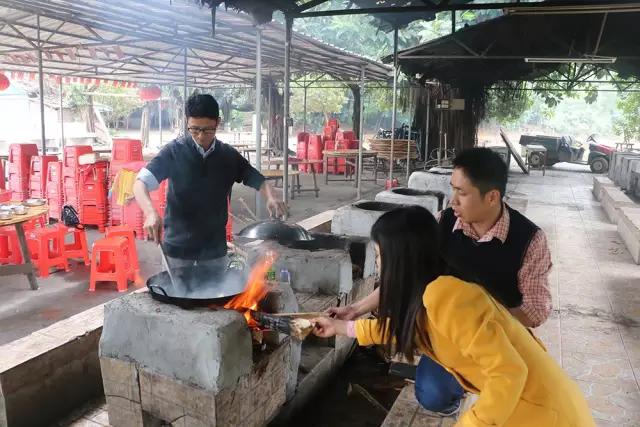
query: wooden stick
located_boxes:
[269,311,325,319]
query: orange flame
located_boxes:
[224,253,276,327]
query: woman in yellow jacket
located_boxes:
[313,206,594,427]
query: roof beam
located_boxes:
[294,0,640,17]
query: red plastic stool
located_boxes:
[0,222,39,265]
[26,226,70,277]
[105,225,140,276]
[56,223,90,266]
[89,236,132,292]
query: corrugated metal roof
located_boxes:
[0,0,391,86]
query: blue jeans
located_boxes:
[415,355,465,413]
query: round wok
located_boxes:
[238,218,312,244]
[146,264,247,308]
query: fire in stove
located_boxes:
[223,252,277,326]
[223,251,314,340]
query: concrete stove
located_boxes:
[375,187,445,213]
[99,285,299,427]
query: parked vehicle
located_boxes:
[518,133,614,173]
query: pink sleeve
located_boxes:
[517,230,553,327]
[346,321,357,338]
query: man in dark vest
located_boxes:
[133,93,286,272]
[328,147,552,415]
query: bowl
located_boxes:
[24,198,46,207]
[13,206,28,215]
[0,212,13,220]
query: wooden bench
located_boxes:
[262,159,322,198]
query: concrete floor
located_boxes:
[0,171,383,346]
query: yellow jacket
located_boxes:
[355,276,595,427]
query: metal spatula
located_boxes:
[158,244,177,288]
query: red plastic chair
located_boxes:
[26,226,70,277]
[89,236,133,292]
[105,225,141,283]
[55,223,90,266]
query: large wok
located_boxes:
[237,218,312,244]
[146,262,247,308]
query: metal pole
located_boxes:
[267,83,272,163]
[303,85,308,133]
[158,98,162,146]
[59,78,65,149]
[357,66,365,199]
[37,15,46,154]
[255,27,265,218]
[389,27,399,184]
[424,89,431,170]
[183,47,188,137]
[406,86,413,182]
[283,16,292,206]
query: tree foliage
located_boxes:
[614,92,640,142]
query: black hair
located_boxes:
[370,206,445,360]
[452,147,508,197]
[185,93,220,119]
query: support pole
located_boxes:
[183,47,188,137]
[255,27,265,218]
[158,98,163,146]
[59,78,65,149]
[389,27,399,184]
[303,84,308,133]
[267,82,272,164]
[283,16,292,207]
[406,86,413,182]
[37,15,46,154]
[357,66,365,199]
[424,89,431,170]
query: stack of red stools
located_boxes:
[296,132,310,173]
[108,139,143,226]
[46,161,64,220]
[29,155,58,198]
[63,145,93,210]
[78,160,109,232]
[109,160,146,233]
[307,134,324,173]
[8,144,38,201]
[0,159,6,190]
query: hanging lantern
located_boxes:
[0,73,9,91]
[138,86,161,101]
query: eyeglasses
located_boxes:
[188,126,217,136]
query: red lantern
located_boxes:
[0,73,9,91]
[138,86,161,101]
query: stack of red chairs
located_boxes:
[307,134,324,173]
[63,146,93,210]
[29,155,58,198]
[8,144,38,201]
[78,160,109,232]
[109,160,146,228]
[108,139,143,226]
[296,132,310,173]
[46,161,64,220]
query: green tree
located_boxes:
[614,92,640,142]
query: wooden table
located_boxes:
[323,150,379,186]
[0,204,48,290]
[266,158,322,198]
[261,169,302,200]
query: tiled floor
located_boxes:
[383,166,640,427]
[518,169,640,426]
[62,167,640,426]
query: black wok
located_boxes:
[146,264,247,309]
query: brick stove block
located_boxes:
[245,240,354,294]
[408,169,453,206]
[99,293,253,393]
[592,176,615,201]
[375,187,445,213]
[332,200,404,238]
